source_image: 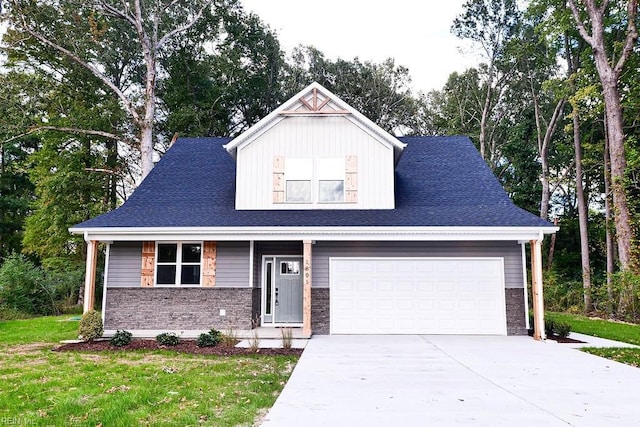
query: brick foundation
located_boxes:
[505,288,527,335]
[104,287,254,331]
[311,288,330,334]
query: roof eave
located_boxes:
[70,225,559,243]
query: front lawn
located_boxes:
[0,316,298,426]
[547,312,640,345]
[547,312,640,368]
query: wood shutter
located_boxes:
[273,156,285,203]
[202,241,217,287]
[345,155,358,203]
[141,241,155,287]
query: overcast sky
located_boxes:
[241,0,478,93]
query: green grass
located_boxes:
[548,312,640,368]
[582,348,640,368]
[547,312,640,345]
[0,315,79,346]
[0,316,298,426]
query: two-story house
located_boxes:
[71,82,557,339]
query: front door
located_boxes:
[262,256,303,324]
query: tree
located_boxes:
[3,0,216,179]
[452,0,520,162]
[283,47,419,135]
[567,0,639,271]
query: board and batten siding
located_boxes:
[312,241,524,289]
[106,241,251,288]
[235,116,395,210]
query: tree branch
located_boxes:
[567,0,595,47]
[17,17,141,124]
[614,0,639,74]
[2,126,134,146]
[156,0,214,49]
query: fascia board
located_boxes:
[70,226,559,242]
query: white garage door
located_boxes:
[330,258,507,335]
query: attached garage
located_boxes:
[330,258,507,335]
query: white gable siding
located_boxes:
[235,116,395,210]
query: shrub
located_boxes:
[110,330,133,347]
[156,332,180,346]
[554,321,571,338]
[0,253,54,316]
[78,310,103,341]
[544,318,556,337]
[197,329,222,347]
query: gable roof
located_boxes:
[71,136,554,235]
[223,82,407,163]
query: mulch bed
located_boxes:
[53,339,303,356]
[547,335,586,344]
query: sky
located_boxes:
[241,0,479,93]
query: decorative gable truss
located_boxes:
[280,87,349,116]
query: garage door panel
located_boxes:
[330,258,507,335]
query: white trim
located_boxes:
[329,256,507,335]
[71,225,559,243]
[223,82,406,158]
[248,240,254,288]
[154,241,203,286]
[101,242,111,326]
[521,242,530,330]
[260,254,304,327]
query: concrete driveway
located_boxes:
[261,335,639,426]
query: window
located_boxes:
[280,261,300,275]
[156,243,202,285]
[285,158,312,202]
[318,158,345,202]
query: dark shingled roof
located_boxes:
[73,136,551,228]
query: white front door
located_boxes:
[330,258,507,335]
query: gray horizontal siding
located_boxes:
[216,241,250,287]
[311,241,524,289]
[106,242,142,287]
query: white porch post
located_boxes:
[303,240,312,337]
[530,238,546,340]
[83,240,99,314]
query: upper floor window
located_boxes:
[285,158,312,203]
[156,242,202,285]
[318,158,345,202]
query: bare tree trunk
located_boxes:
[604,132,615,315]
[479,83,492,160]
[573,109,592,312]
[547,218,558,270]
[568,0,638,271]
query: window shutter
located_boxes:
[273,156,285,203]
[141,241,155,287]
[345,155,357,203]
[202,241,217,287]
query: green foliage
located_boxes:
[0,316,298,426]
[109,330,133,347]
[0,253,54,316]
[197,328,222,347]
[78,310,103,341]
[156,332,180,346]
[582,348,640,368]
[547,312,640,346]
[554,321,571,338]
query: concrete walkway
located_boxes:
[261,335,640,426]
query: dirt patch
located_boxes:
[53,339,303,356]
[3,342,53,355]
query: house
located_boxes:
[71,82,557,339]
